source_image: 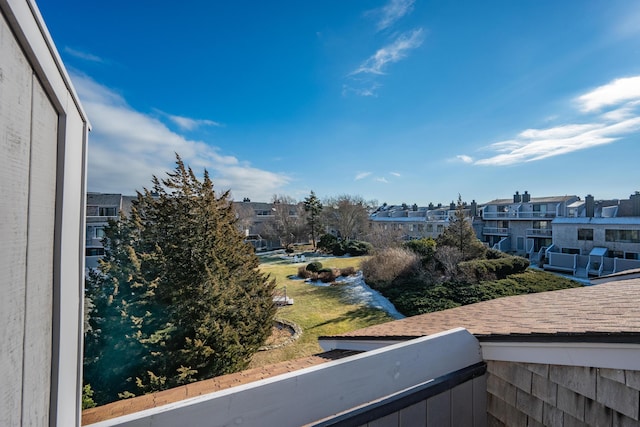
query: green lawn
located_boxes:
[248,255,393,368]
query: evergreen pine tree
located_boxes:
[84,156,276,404]
[303,191,323,249]
[437,194,486,260]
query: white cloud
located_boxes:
[350,28,424,76]
[577,76,640,112]
[355,171,372,180]
[342,83,380,97]
[474,118,640,166]
[376,177,389,183]
[472,74,640,166]
[71,73,289,200]
[64,47,105,63]
[156,110,223,131]
[456,155,474,164]
[375,0,415,31]
[390,172,401,177]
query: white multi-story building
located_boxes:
[479,191,579,257]
[369,201,479,241]
[544,193,640,277]
[85,193,135,268]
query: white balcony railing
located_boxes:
[482,227,510,235]
[482,211,554,220]
[526,228,552,237]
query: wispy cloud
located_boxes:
[350,28,424,76]
[355,171,372,180]
[374,0,415,31]
[64,47,105,63]
[462,75,640,166]
[456,155,474,164]
[71,73,289,200]
[390,172,401,177]
[376,177,389,183]
[154,110,223,131]
[577,76,640,112]
[342,83,381,97]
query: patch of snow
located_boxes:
[308,271,405,319]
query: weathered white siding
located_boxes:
[0,0,88,425]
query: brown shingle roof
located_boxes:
[329,278,640,340]
[82,349,359,425]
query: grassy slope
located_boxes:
[248,256,393,368]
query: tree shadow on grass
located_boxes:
[307,306,390,331]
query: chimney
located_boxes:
[631,192,640,216]
[470,200,478,217]
[513,191,521,203]
[585,194,595,218]
[522,191,531,203]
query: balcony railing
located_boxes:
[482,227,509,236]
[482,211,554,220]
[526,228,552,237]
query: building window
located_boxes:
[95,228,106,239]
[605,229,640,243]
[608,250,624,259]
[426,224,433,232]
[418,224,424,232]
[561,248,580,255]
[625,252,639,260]
[98,206,117,216]
[436,225,444,233]
[533,220,550,229]
[577,228,593,241]
[85,247,105,257]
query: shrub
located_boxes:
[306,261,323,272]
[317,234,338,253]
[332,242,347,256]
[344,240,373,256]
[485,248,507,259]
[318,268,338,283]
[297,266,313,279]
[458,255,530,282]
[339,266,356,276]
[361,247,421,288]
[403,238,437,259]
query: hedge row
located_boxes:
[458,255,530,281]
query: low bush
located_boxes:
[372,269,580,316]
[339,266,356,277]
[317,234,338,253]
[343,240,373,256]
[459,255,530,282]
[306,261,323,272]
[318,268,338,283]
[297,266,312,279]
[403,238,437,259]
[361,247,421,289]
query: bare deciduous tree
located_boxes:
[322,194,371,240]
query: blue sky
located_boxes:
[38,0,640,205]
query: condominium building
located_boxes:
[479,191,579,257]
[85,193,135,268]
[544,193,640,277]
[369,201,479,241]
